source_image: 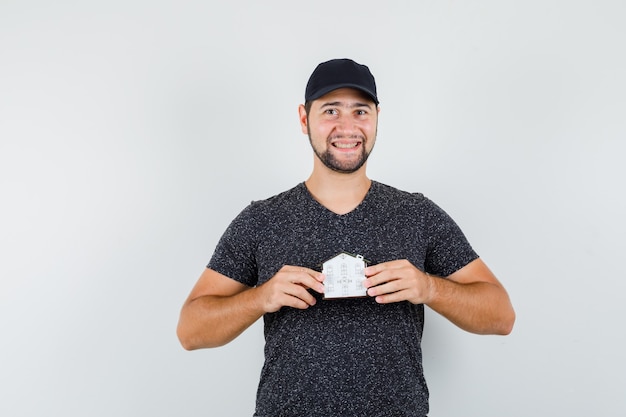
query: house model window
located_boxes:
[322,252,368,299]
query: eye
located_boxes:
[356,109,367,116]
[325,109,338,115]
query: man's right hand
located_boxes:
[177,266,325,350]
[256,265,325,313]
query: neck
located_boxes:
[305,164,372,215]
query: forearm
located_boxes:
[426,275,515,335]
[177,287,265,350]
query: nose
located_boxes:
[335,115,358,136]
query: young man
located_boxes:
[177,58,515,417]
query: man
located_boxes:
[177,58,515,417]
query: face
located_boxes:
[299,88,379,174]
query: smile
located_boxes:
[333,142,360,149]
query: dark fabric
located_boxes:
[305,58,379,104]
[208,181,478,417]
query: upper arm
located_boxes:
[178,268,257,349]
[446,258,505,288]
[184,268,250,304]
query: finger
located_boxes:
[260,279,319,312]
[295,275,325,294]
[364,260,405,277]
[281,266,325,293]
[363,268,399,289]
[282,292,317,308]
[364,262,387,276]
[278,293,315,310]
[369,276,429,305]
[280,265,324,281]
[286,286,319,306]
[264,279,318,309]
[275,271,323,299]
[372,289,410,304]
[290,266,325,282]
[366,279,403,297]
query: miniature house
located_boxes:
[322,252,368,299]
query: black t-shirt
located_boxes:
[208,181,478,417]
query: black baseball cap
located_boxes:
[305,58,379,104]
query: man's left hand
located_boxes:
[363,260,434,304]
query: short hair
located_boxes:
[304,101,313,115]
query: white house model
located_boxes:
[322,252,368,299]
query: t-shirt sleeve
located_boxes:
[207,203,259,287]
[421,197,479,277]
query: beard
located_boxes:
[307,126,375,174]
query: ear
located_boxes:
[298,104,308,135]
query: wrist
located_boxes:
[423,272,438,305]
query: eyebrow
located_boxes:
[320,101,373,109]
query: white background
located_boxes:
[1,1,625,416]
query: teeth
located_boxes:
[334,142,359,149]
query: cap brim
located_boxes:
[307,83,379,104]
